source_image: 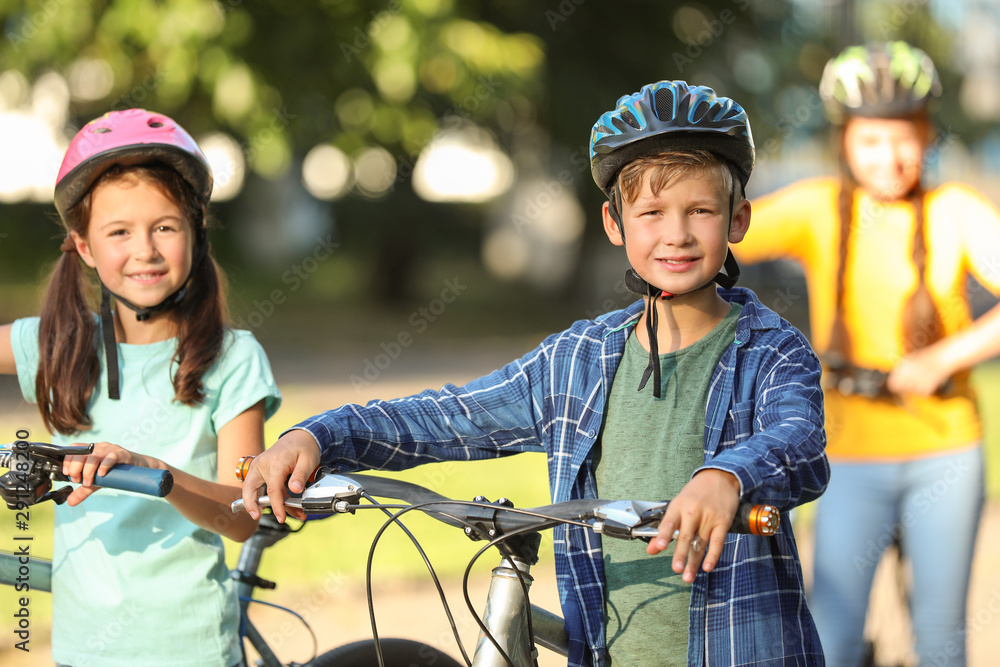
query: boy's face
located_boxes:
[603,168,750,300]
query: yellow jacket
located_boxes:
[736,177,1000,460]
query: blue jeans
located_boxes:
[810,447,984,667]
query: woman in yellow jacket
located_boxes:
[736,41,1000,666]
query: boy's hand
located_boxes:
[239,429,320,523]
[647,469,741,583]
[62,441,152,506]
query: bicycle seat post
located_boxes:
[473,532,541,667]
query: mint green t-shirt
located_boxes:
[11,318,281,667]
[594,302,741,666]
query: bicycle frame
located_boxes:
[0,550,51,592]
[232,514,295,667]
[475,549,568,666]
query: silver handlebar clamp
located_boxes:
[591,500,668,541]
[231,471,366,514]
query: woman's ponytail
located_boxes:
[827,170,856,365]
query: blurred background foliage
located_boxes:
[1,0,999,496]
[3,3,1000,660]
[4,1,995,322]
[0,0,997,314]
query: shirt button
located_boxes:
[588,430,596,438]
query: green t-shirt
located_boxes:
[11,317,281,667]
[594,302,741,666]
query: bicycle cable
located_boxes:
[237,596,318,663]
[458,507,589,667]
[357,497,475,667]
[361,497,592,667]
[364,499,511,666]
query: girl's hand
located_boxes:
[647,469,741,583]
[887,348,951,396]
[62,441,153,506]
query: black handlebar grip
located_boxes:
[730,503,780,536]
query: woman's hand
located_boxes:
[62,441,156,506]
[887,348,952,396]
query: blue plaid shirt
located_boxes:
[297,287,829,666]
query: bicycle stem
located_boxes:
[473,532,568,666]
[475,557,538,667]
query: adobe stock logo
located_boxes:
[233,235,340,331]
[350,278,468,390]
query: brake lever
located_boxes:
[231,471,366,514]
[590,500,668,542]
[1,442,97,509]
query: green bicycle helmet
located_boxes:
[819,41,941,124]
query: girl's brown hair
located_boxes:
[37,162,228,435]
[828,115,944,365]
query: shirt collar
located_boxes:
[598,286,779,341]
[718,286,782,346]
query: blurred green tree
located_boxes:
[0,0,982,314]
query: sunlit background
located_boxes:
[2,0,1000,304]
[3,2,1000,665]
[2,1,1000,422]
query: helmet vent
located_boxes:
[94,127,112,134]
[653,87,675,120]
[620,109,641,129]
[611,116,634,133]
[692,100,712,122]
[148,121,165,128]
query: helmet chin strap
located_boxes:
[609,181,741,398]
[98,234,207,400]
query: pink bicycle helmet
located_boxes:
[54,108,213,222]
[55,109,213,402]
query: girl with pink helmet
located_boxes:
[0,108,281,666]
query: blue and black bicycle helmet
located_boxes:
[590,80,755,195]
[589,81,756,397]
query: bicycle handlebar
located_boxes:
[82,464,174,497]
[232,460,779,539]
[1,442,173,509]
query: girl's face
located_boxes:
[73,175,194,313]
[843,116,930,201]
